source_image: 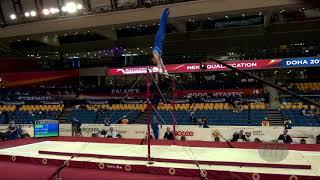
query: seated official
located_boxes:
[231,130,248,142]
[277,129,292,144]
[107,127,118,138]
[163,127,174,140]
[6,121,18,140]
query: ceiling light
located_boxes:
[42,9,50,15]
[30,11,37,17]
[50,8,56,14]
[25,12,30,17]
[77,4,83,10]
[62,2,79,13]
[62,6,67,12]
[10,14,16,20]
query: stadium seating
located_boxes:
[280,102,319,126]
[71,104,147,124]
[295,82,320,93]
[0,105,16,124]
[13,105,64,124]
[71,109,140,124]
[155,103,267,126]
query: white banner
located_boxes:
[0,125,34,137]
[1,124,319,144]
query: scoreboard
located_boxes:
[34,120,59,138]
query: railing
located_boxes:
[2,0,198,26]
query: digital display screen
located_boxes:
[34,120,59,138]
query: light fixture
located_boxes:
[225,16,228,18]
[259,11,263,16]
[25,12,30,17]
[242,13,245,17]
[10,14,16,20]
[42,9,50,15]
[50,8,56,14]
[77,4,83,10]
[62,2,82,13]
[30,11,37,17]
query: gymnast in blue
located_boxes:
[152,8,170,76]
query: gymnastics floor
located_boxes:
[0,137,320,180]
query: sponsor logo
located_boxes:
[135,130,146,134]
[106,164,123,170]
[174,131,194,136]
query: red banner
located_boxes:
[1,70,79,87]
[108,59,281,76]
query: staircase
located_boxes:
[266,109,283,125]
[264,85,280,109]
[134,104,158,124]
[59,108,73,123]
[133,112,147,124]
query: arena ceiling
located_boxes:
[0,0,318,62]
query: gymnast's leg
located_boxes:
[152,8,170,75]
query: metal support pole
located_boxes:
[146,67,151,163]
[172,77,176,139]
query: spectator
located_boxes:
[277,129,293,144]
[300,138,306,144]
[163,127,174,140]
[245,132,252,142]
[0,131,5,141]
[212,130,221,142]
[301,108,307,116]
[151,116,160,140]
[121,116,129,124]
[104,116,110,126]
[6,121,18,140]
[316,135,320,144]
[284,119,292,129]
[107,127,118,138]
[200,116,209,128]
[100,129,107,137]
[231,130,248,142]
[254,138,262,143]
[189,110,196,125]
[72,117,82,136]
[261,117,269,126]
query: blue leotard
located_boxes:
[153,8,170,56]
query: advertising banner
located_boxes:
[175,88,263,98]
[108,57,320,76]
[63,124,320,144]
[279,57,320,68]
